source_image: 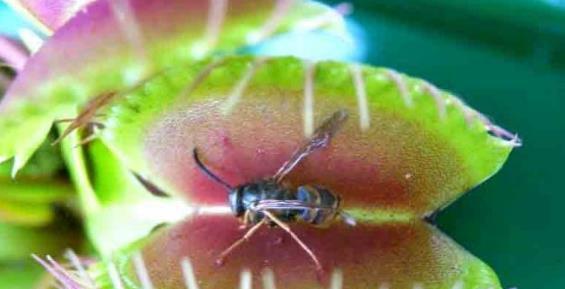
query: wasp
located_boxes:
[193,109,355,271]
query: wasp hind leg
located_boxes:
[216,219,267,266]
[262,210,323,272]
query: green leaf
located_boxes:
[0,261,44,289]
[96,216,502,289]
[0,222,80,262]
[67,56,515,289]
[0,0,347,177]
[99,56,516,218]
[0,178,72,226]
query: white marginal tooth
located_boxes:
[64,249,96,288]
[45,255,85,288]
[32,254,69,287]
[181,257,200,289]
[509,134,523,147]
[292,3,353,44]
[303,60,316,138]
[0,33,26,71]
[261,268,277,289]
[221,58,267,115]
[133,253,154,289]
[451,97,475,127]
[107,260,125,289]
[350,64,370,131]
[329,269,343,289]
[384,69,413,108]
[109,0,150,74]
[239,269,252,289]
[192,0,228,59]
[206,0,227,48]
[17,28,44,54]
[246,0,293,44]
[421,81,446,119]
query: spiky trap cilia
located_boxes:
[0,0,520,289]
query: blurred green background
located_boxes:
[263,0,565,287]
[2,0,564,288]
[322,1,565,288]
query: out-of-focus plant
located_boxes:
[0,34,82,289]
[0,1,519,289]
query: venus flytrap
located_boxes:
[0,0,348,177]
[32,55,518,289]
[0,1,346,287]
[0,135,80,289]
[0,34,83,289]
[0,0,348,258]
[0,1,520,289]
[84,56,515,289]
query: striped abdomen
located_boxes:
[296,185,341,227]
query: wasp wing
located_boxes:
[251,200,334,212]
[273,109,349,183]
[252,200,356,226]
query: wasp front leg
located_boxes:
[217,218,267,266]
[239,209,253,229]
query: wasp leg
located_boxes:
[216,219,267,266]
[262,210,323,272]
[239,210,252,229]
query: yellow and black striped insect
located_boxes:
[193,109,356,271]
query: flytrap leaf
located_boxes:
[0,179,72,226]
[3,0,96,33]
[0,0,347,176]
[71,56,518,289]
[102,216,501,289]
[100,56,518,219]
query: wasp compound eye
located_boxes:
[228,189,244,217]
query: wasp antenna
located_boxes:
[193,148,234,191]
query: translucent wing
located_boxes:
[251,200,356,226]
[251,200,335,212]
[273,109,349,183]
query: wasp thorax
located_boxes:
[233,180,295,223]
